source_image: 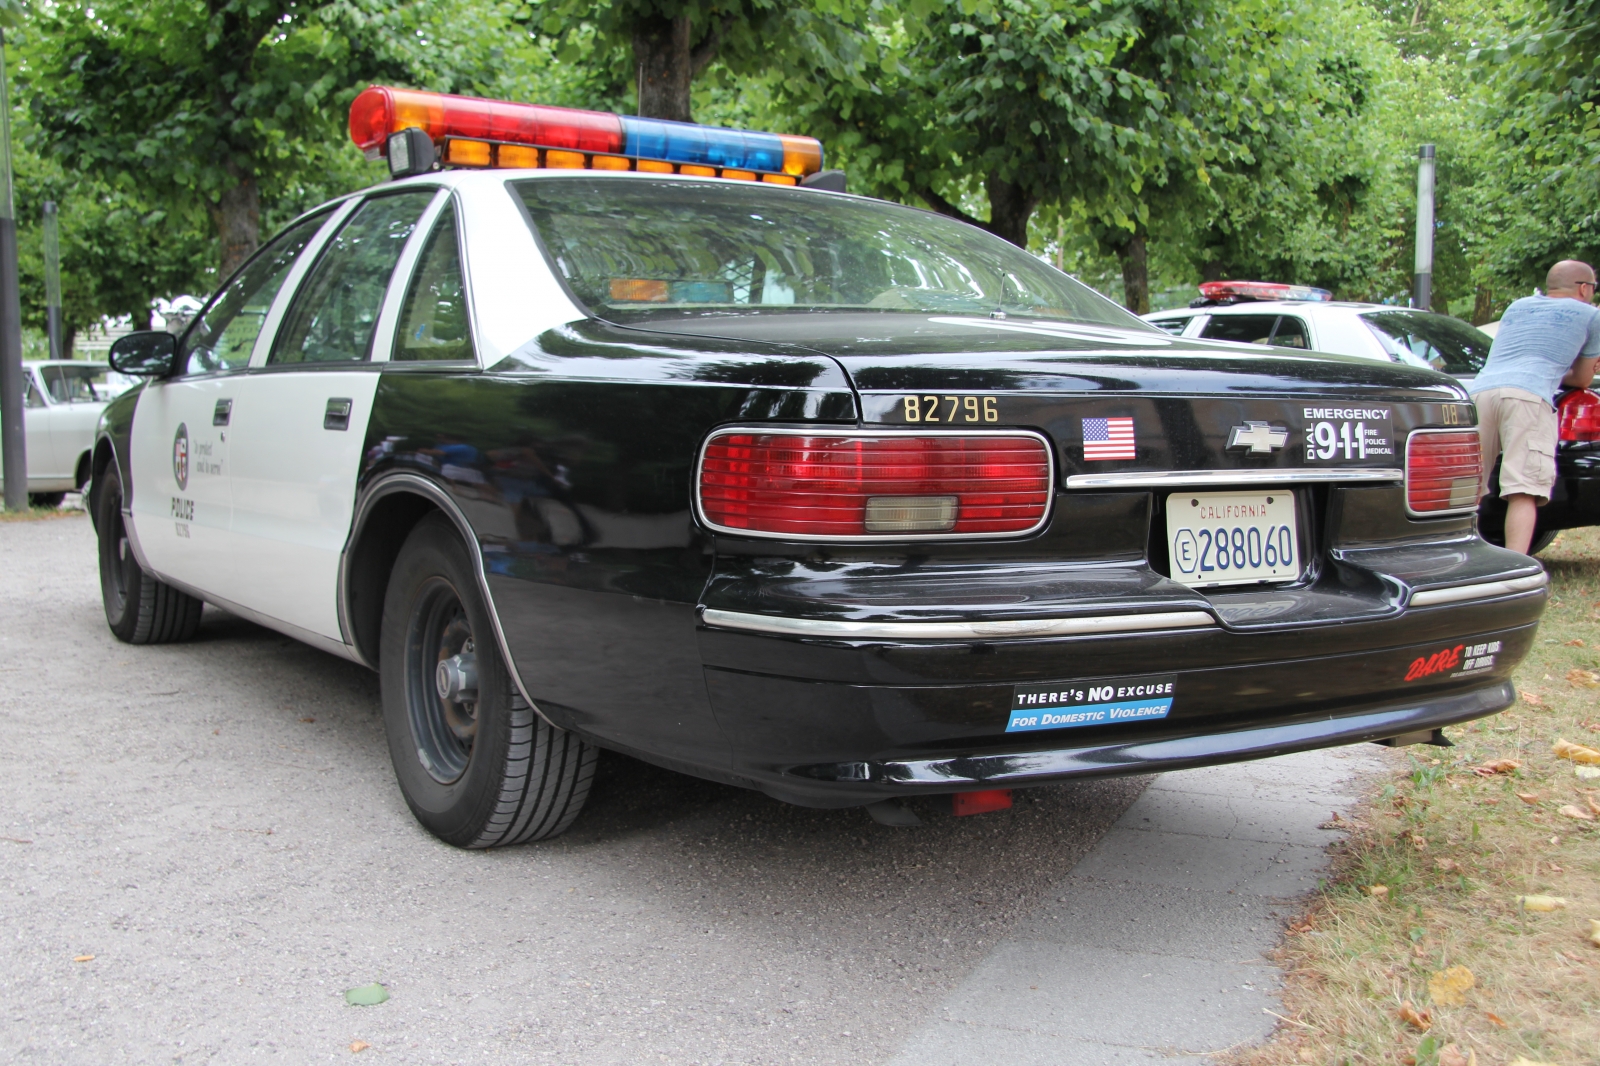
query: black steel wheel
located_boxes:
[95,463,203,644]
[379,512,596,847]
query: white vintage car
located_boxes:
[0,360,134,506]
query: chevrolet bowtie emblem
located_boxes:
[1228,421,1290,454]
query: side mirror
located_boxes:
[109,331,177,377]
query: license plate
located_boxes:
[1165,491,1299,589]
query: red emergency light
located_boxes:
[1197,281,1334,304]
[349,86,824,185]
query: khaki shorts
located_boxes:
[1474,387,1558,501]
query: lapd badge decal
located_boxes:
[173,423,189,490]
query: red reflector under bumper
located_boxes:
[1405,428,1482,515]
[697,430,1052,539]
[953,789,1013,816]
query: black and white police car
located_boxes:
[91,89,1547,847]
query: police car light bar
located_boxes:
[1197,281,1333,303]
[349,86,824,184]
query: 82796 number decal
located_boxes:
[900,395,999,423]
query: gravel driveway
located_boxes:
[1,515,1147,1064]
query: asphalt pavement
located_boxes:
[0,514,1379,1064]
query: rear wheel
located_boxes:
[95,464,203,644]
[379,513,596,847]
[1530,529,1559,555]
[28,492,66,509]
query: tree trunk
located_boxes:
[63,325,76,360]
[1201,259,1225,283]
[984,174,1037,249]
[209,172,261,280]
[634,14,694,121]
[133,308,153,331]
[1472,286,1495,325]
[1116,231,1150,314]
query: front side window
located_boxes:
[1361,311,1490,374]
[271,190,436,365]
[513,177,1148,330]
[180,210,331,375]
[40,364,116,403]
[393,203,475,362]
[1201,314,1280,345]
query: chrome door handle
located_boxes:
[324,398,353,431]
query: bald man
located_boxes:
[1469,260,1600,553]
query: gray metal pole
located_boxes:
[43,201,61,360]
[1413,144,1436,311]
[0,28,25,512]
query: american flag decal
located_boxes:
[1082,417,1136,460]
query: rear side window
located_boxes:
[1360,311,1490,374]
[1201,315,1280,345]
[271,191,436,365]
[1270,316,1310,349]
[40,364,116,403]
[1149,316,1192,335]
[393,203,475,363]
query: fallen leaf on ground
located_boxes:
[72,955,94,963]
[1567,668,1600,688]
[1516,792,1541,804]
[299,717,315,723]
[1428,965,1475,1006]
[1565,638,1586,647]
[1517,894,1569,912]
[1520,691,1545,706]
[349,1041,370,1053]
[1587,795,1600,815]
[1435,857,1461,874]
[1589,919,1600,948]
[1398,1000,1432,1030]
[1473,758,1521,775]
[344,983,389,1007]
[1484,1011,1507,1028]
[1364,884,1389,898]
[1558,803,1595,820]
[1555,738,1600,764]
[1438,1044,1475,1066]
[1409,833,1428,849]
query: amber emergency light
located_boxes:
[350,86,824,184]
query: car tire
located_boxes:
[95,464,204,644]
[28,492,66,508]
[1530,530,1558,555]
[379,513,597,847]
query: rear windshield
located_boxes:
[1360,311,1490,375]
[513,176,1147,330]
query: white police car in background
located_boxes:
[1145,281,1600,552]
[1142,281,1490,380]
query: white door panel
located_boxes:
[47,402,102,485]
[126,378,236,594]
[225,371,380,639]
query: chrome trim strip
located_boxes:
[700,607,1217,640]
[1403,427,1483,518]
[340,472,557,726]
[694,426,1055,542]
[154,578,366,665]
[1410,572,1548,607]
[1064,468,1403,489]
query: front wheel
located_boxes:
[95,464,203,644]
[379,513,596,847]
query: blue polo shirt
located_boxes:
[1469,295,1600,404]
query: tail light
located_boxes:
[697,430,1052,539]
[1558,389,1600,441]
[1405,429,1482,516]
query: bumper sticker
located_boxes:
[1007,675,1176,733]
